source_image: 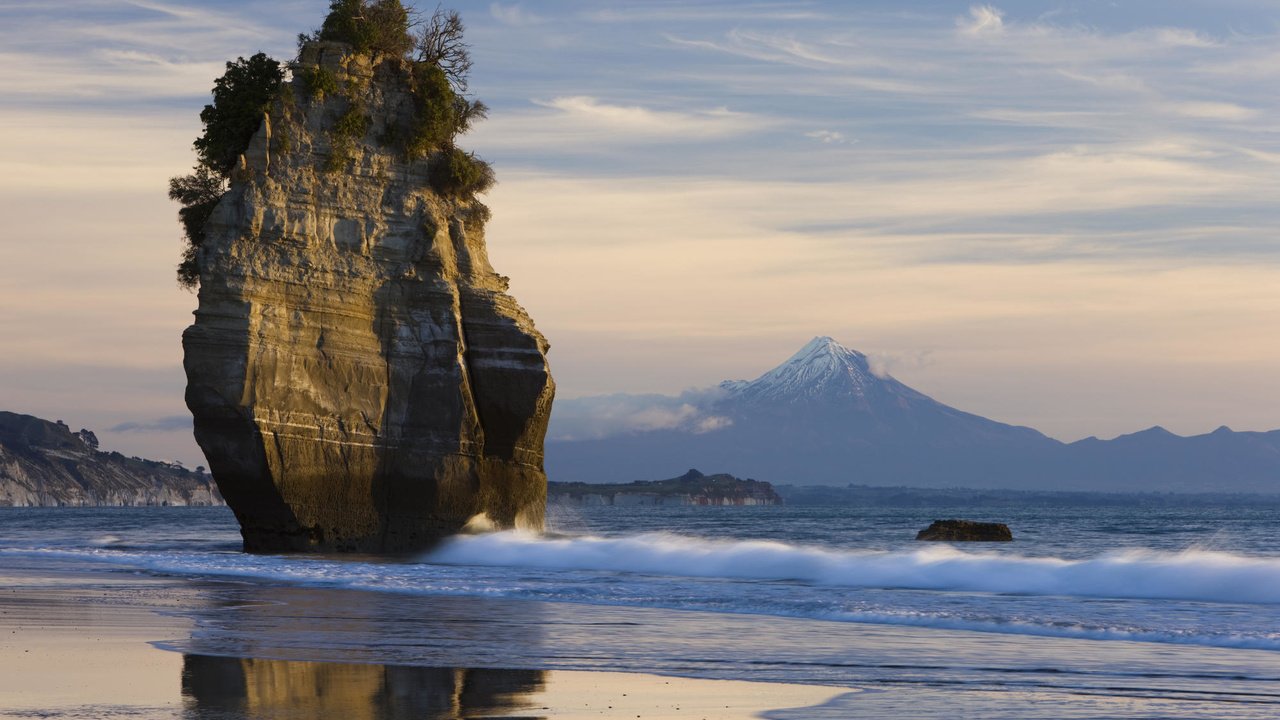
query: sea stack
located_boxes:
[182,36,554,552]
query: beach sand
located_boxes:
[0,562,845,719]
[6,553,1280,719]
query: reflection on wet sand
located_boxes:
[182,654,547,719]
[180,653,847,720]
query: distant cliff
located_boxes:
[549,469,782,507]
[0,411,222,507]
[182,12,553,552]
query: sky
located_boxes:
[2,0,1279,466]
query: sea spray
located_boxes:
[8,528,1280,652]
[429,531,1280,605]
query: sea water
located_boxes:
[3,502,1280,717]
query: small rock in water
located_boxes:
[916,519,1013,542]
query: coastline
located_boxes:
[0,559,845,719]
[5,509,1280,719]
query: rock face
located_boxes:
[0,411,222,507]
[183,42,554,553]
[916,519,1013,542]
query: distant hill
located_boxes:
[546,337,1280,493]
[0,411,222,507]
[549,469,782,506]
[777,484,1280,508]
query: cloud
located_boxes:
[867,350,935,379]
[585,6,822,23]
[470,96,774,151]
[549,389,732,440]
[805,129,846,144]
[1165,101,1257,120]
[958,5,1005,37]
[536,96,768,138]
[694,416,733,433]
[106,416,192,433]
[490,3,543,26]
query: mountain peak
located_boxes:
[794,336,849,358]
[723,336,879,404]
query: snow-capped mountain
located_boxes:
[711,336,1047,447]
[545,337,1280,492]
[720,336,904,405]
[548,337,1053,485]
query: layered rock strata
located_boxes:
[183,42,554,552]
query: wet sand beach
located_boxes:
[0,561,845,719]
[6,507,1280,719]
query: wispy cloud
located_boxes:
[471,96,774,150]
[489,3,543,26]
[1165,100,1257,120]
[550,390,732,440]
[805,129,847,144]
[107,416,192,433]
[957,5,1005,37]
[538,96,766,137]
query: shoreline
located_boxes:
[5,537,1280,718]
[0,560,846,719]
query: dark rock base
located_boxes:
[916,519,1013,542]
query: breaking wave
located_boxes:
[8,530,1280,651]
[430,531,1280,605]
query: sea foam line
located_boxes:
[6,538,1280,651]
[429,531,1280,605]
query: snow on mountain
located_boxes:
[719,336,929,408]
[545,337,1280,491]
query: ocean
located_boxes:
[3,501,1280,718]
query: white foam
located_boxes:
[428,531,1280,605]
[9,532,1280,652]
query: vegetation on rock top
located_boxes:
[169,1,492,289]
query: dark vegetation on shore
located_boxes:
[550,469,783,505]
[169,0,490,288]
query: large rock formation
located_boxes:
[0,411,222,507]
[183,42,554,553]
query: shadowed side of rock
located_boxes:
[916,519,1013,542]
[183,42,553,553]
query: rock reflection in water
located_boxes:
[182,654,546,719]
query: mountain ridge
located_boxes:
[546,337,1280,492]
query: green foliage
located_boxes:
[272,126,292,154]
[173,52,281,288]
[173,5,493,288]
[468,201,493,226]
[319,0,413,57]
[430,147,495,197]
[404,63,488,159]
[334,103,370,139]
[324,101,370,172]
[301,66,338,100]
[192,53,283,176]
[168,167,225,288]
[406,63,455,156]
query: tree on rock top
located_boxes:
[170,53,283,288]
[318,0,414,57]
[169,2,490,290]
[193,53,283,177]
